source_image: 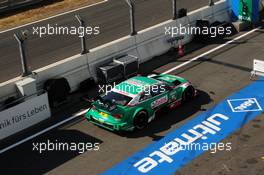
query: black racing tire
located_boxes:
[182,86,195,103]
[133,111,148,130]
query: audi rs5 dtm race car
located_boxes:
[85,74,197,131]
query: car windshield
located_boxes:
[102,91,132,106]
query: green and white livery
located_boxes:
[85,74,197,131]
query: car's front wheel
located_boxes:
[133,111,148,130]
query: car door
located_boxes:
[168,80,183,102]
[149,84,169,111]
[138,90,153,115]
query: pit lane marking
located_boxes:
[163,27,261,74]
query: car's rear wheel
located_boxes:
[182,86,195,103]
[133,111,148,130]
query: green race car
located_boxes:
[85,74,197,131]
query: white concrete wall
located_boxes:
[34,54,90,91]
[0,0,230,104]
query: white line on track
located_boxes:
[0,27,261,154]
[0,0,108,34]
[163,27,261,74]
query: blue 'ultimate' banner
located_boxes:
[103,78,264,175]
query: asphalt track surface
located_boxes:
[0,0,216,83]
[0,27,264,175]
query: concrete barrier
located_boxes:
[34,54,90,92]
[135,0,230,63]
[0,78,19,103]
[0,0,230,105]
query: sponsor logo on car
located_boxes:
[126,79,147,87]
[151,96,168,109]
